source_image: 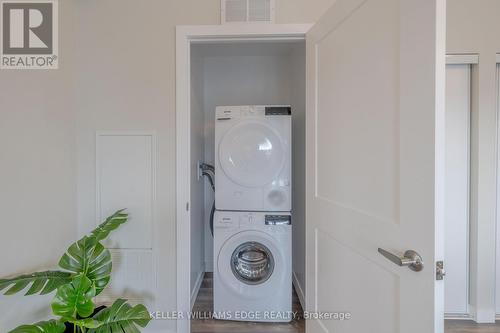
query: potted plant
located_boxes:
[0,209,152,333]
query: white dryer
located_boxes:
[215,105,291,212]
[213,210,292,322]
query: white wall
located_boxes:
[0,1,76,331]
[447,0,500,322]
[72,2,219,332]
[275,0,337,23]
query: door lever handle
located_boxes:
[378,248,424,272]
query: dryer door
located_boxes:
[217,230,286,300]
[219,121,285,187]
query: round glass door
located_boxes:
[231,242,274,285]
[219,122,285,187]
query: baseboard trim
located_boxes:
[473,308,497,323]
[292,272,305,310]
[444,313,473,320]
[190,265,205,310]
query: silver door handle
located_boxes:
[378,248,424,272]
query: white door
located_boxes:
[305,0,446,332]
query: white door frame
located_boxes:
[496,54,500,319]
[175,23,311,333]
[446,54,479,65]
[444,53,478,319]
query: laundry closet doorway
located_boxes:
[175,24,311,333]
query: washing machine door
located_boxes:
[217,230,286,300]
[219,121,285,187]
[231,242,274,285]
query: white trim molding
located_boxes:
[95,130,157,231]
[496,63,500,318]
[190,265,205,310]
[469,55,498,324]
[175,23,311,333]
[292,272,305,311]
[176,24,311,44]
[444,313,474,320]
[446,54,479,65]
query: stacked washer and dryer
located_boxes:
[213,105,293,322]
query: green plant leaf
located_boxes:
[8,319,66,333]
[66,318,101,329]
[90,209,128,241]
[58,236,111,295]
[57,210,128,295]
[51,275,96,318]
[87,299,151,333]
[0,271,72,296]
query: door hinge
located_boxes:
[436,261,446,280]
[186,202,189,211]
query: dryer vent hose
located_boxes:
[210,201,215,237]
[200,163,215,236]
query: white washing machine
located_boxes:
[215,105,291,212]
[213,210,292,322]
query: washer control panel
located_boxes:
[214,211,291,228]
[265,215,291,225]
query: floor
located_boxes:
[445,320,500,333]
[191,273,304,333]
[191,273,499,333]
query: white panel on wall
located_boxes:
[96,132,156,249]
[444,64,471,315]
[96,249,155,306]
